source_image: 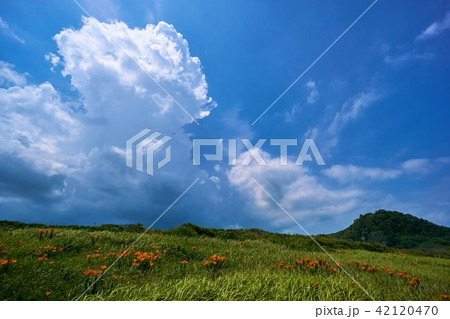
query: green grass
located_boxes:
[0,225,449,301]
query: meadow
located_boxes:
[0,223,449,301]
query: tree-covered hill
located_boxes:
[331,209,450,249]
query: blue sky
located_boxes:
[0,0,449,234]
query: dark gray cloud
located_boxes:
[0,152,66,204]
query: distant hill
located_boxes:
[331,209,450,249]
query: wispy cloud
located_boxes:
[0,16,25,44]
[401,156,450,175]
[323,157,450,183]
[322,165,402,182]
[328,90,381,135]
[384,51,433,66]
[416,11,450,41]
[401,158,431,174]
[381,12,450,66]
[282,81,318,123]
[301,86,382,155]
[306,80,318,104]
[283,103,301,123]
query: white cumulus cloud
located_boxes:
[0,61,27,87]
[53,17,215,127]
[227,151,364,229]
[0,79,79,176]
[0,17,221,226]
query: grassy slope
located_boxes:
[0,223,449,301]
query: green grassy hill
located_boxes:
[0,219,449,301]
[331,209,450,250]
